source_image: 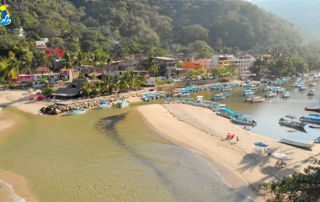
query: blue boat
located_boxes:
[67,109,86,115]
[300,116,320,124]
[231,117,257,127]
[97,100,111,109]
[243,89,255,96]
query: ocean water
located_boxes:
[0,107,248,202]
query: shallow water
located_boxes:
[0,107,246,202]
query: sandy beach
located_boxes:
[138,104,320,200]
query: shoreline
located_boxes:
[137,104,320,200]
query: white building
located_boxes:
[211,55,235,68]
[13,27,25,37]
[234,55,256,73]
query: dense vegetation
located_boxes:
[1,0,320,81]
[262,158,320,201]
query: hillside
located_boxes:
[251,0,320,35]
[1,0,320,75]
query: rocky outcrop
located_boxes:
[40,100,102,115]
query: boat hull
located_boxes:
[305,107,320,113]
[280,139,313,150]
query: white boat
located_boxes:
[118,99,129,108]
[67,109,86,115]
[280,138,313,149]
[282,91,291,98]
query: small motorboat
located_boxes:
[309,82,317,87]
[279,118,306,132]
[97,100,112,109]
[243,89,255,97]
[299,86,307,91]
[280,139,313,150]
[265,91,276,98]
[245,96,265,103]
[67,109,86,115]
[231,117,257,127]
[117,99,129,108]
[305,107,320,113]
[300,116,320,125]
[212,93,226,101]
[282,91,291,98]
[285,115,297,119]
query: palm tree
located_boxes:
[101,74,113,94]
[81,81,93,97]
[0,51,20,80]
[149,63,159,78]
[112,74,121,93]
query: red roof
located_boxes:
[36,67,50,74]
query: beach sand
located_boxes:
[138,104,320,200]
[0,171,35,202]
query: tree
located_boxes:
[261,158,320,201]
[188,40,213,58]
[81,81,93,97]
[149,64,159,78]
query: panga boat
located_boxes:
[299,86,307,91]
[265,91,276,98]
[245,96,265,103]
[118,99,129,108]
[67,109,86,115]
[231,117,257,126]
[305,107,320,113]
[280,139,313,150]
[309,82,317,87]
[212,93,226,101]
[300,116,320,125]
[279,118,306,132]
[97,100,112,109]
[282,91,291,98]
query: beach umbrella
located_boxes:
[254,142,268,147]
[272,152,289,160]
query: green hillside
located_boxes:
[1,0,320,80]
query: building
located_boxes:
[104,54,148,76]
[36,67,51,74]
[153,57,177,79]
[13,27,25,37]
[211,55,235,68]
[180,58,212,70]
[234,55,256,73]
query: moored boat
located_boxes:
[280,139,313,150]
[212,93,226,101]
[305,107,320,113]
[300,116,320,125]
[231,117,257,126]
[265,91,276,98]
[67,109,86,115]
[299,85,307,91]
[117,99,129,108]
[282,91,291,98]
[97,100,112,109]
[309,82,317,87]
[278,118,306,132]
[245,96,265,103]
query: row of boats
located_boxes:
[182,96,257,127]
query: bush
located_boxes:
[41,87,54,97]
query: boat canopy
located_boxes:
[219,107,235,115]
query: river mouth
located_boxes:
[0,107,245,202]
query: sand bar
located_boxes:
[138,104,320,199]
